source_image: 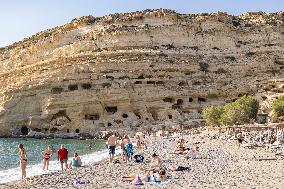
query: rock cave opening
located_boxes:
[105,106,118,114]
[189,97,193,102]
[51,87,64,94]
[68,84,78,91]
[33,128,42,132]
[134,112,141,119]
[137,75,145,79]
[107,122,113,127]
[82,83,92,89]
[122,113,128,118]
[147,81,155,84]
[50,127,59,133]
[177,99,183,105]
[135,81,142,84]
[67,129,70,133]
[156,81,164,85]
[163,97,173,103]
[21,126,29,135]
[102,83,111,88]
[85,114,100,120]
[114,120,123,124]
[44,128,48,132]
[106,75,114,80]
[75,129,80,133]
[168,115,173,119]
[178,81,187,87]
[261,96,267,100]
[198,97,206,103]
[150,111,158,121]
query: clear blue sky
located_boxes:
[0,0,283,47]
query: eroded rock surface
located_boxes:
[0,9,283,137]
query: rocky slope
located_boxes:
[0,9,283,137]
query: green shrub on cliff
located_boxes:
[220,96,259,125]
[202,105,224,126]
[272,96,284,117]
[203,96,259,126]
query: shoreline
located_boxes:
[0,147,114,184]
[1,129,283,189]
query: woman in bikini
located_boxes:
[42,146,52,170]
[18,144,27,179]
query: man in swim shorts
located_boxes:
[107,133,118,163]
[58,145,68,170]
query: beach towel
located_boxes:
[175,166,190,171]
[72,179,90,185]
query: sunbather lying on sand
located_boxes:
[173,138,186,153]
[122,169,166,182]
[168,166,191,172]
[184,147,199,159]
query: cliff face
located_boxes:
[0,9,284,137]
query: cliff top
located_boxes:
[0,8,283,51]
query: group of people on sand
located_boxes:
[17,144,82,180]
[106,133,149,164]
[121,137,195,185]
[172,138,201,159]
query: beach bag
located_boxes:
[134,155,144,163]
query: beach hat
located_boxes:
[133,175,144,185]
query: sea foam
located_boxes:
[0,148,121,183]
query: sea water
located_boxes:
[0,138,116,183]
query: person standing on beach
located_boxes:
[18,144,27,180]
[107,133,118,163]
[125,137,134,162]
[42,146,52,170]
[58,145,68,171]
[121,135,128,161]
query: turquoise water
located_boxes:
[0,138,106,171]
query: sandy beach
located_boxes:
[1,130,283,189]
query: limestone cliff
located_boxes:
[0,9,283,137]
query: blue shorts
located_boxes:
[109,146,115,155]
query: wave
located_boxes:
[0,148,121,184]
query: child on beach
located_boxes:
[125,138,134,161]
[42,146,52,170]
[121,135,128,161]
[18,144,27,180]
[69,153,82,169]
